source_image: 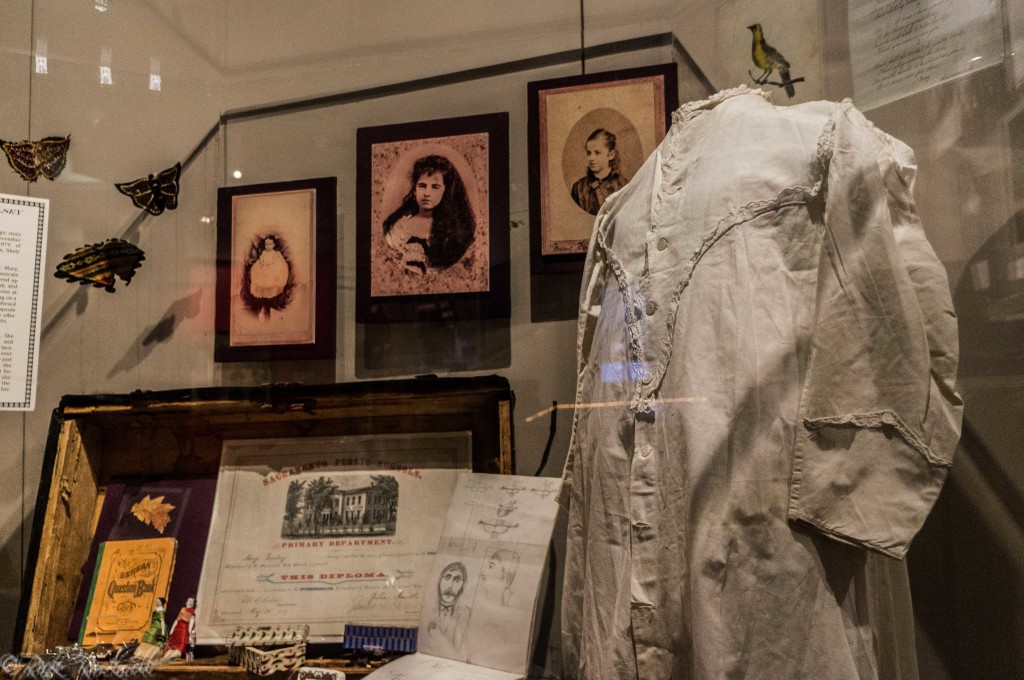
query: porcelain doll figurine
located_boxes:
[133,597,167,660]
[162,596,196,661]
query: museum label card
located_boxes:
[0,193,48,410]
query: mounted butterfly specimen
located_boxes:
[0,135,70,182]
[115,162,181,215]
[54,239,145,292]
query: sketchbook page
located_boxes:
[417,472,560,674]
[364,652,523,680]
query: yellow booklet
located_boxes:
[79,537,177,645]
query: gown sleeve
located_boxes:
[787,103,963,559]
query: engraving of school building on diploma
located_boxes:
[282,474,399,538]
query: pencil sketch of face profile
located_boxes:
[426,561,471,655]
[480,548,520,606]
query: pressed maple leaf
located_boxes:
[131,495,175,534]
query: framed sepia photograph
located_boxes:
[214,176,336,362]
[356,113,510,322]
[528,63,678,273]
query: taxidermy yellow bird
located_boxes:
[748,23,796,97]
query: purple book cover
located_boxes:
[69,477,216,641]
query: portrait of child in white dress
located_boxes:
[241,234,293,320]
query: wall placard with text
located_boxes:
[0,193,48,411]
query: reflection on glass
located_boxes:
[34,39,47,75]
[150,57,161,92]
[100,47,113,86]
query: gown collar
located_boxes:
[672,84,772,125]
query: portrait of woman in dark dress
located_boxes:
[382,154,476,274]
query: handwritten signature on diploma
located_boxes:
[241,552,287,566]
[350,587,422,612]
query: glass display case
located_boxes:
[0,1,1021,678]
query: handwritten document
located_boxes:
[849,0,1001,110]
[196,433,472,644]
[0,193,48,411]
[367,473,561,680]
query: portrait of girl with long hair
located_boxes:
[364,128,497,308]
[382,154,476,275]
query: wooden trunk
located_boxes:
[14,376,514,677]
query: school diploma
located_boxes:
[196,432,472,644]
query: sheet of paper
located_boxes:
[0,193,48,411]
[196,432,471,644]
[417,472,560,674]
[365,652,522,680]
[849,0,1002,110]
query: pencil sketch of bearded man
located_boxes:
[425,561,472,657]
